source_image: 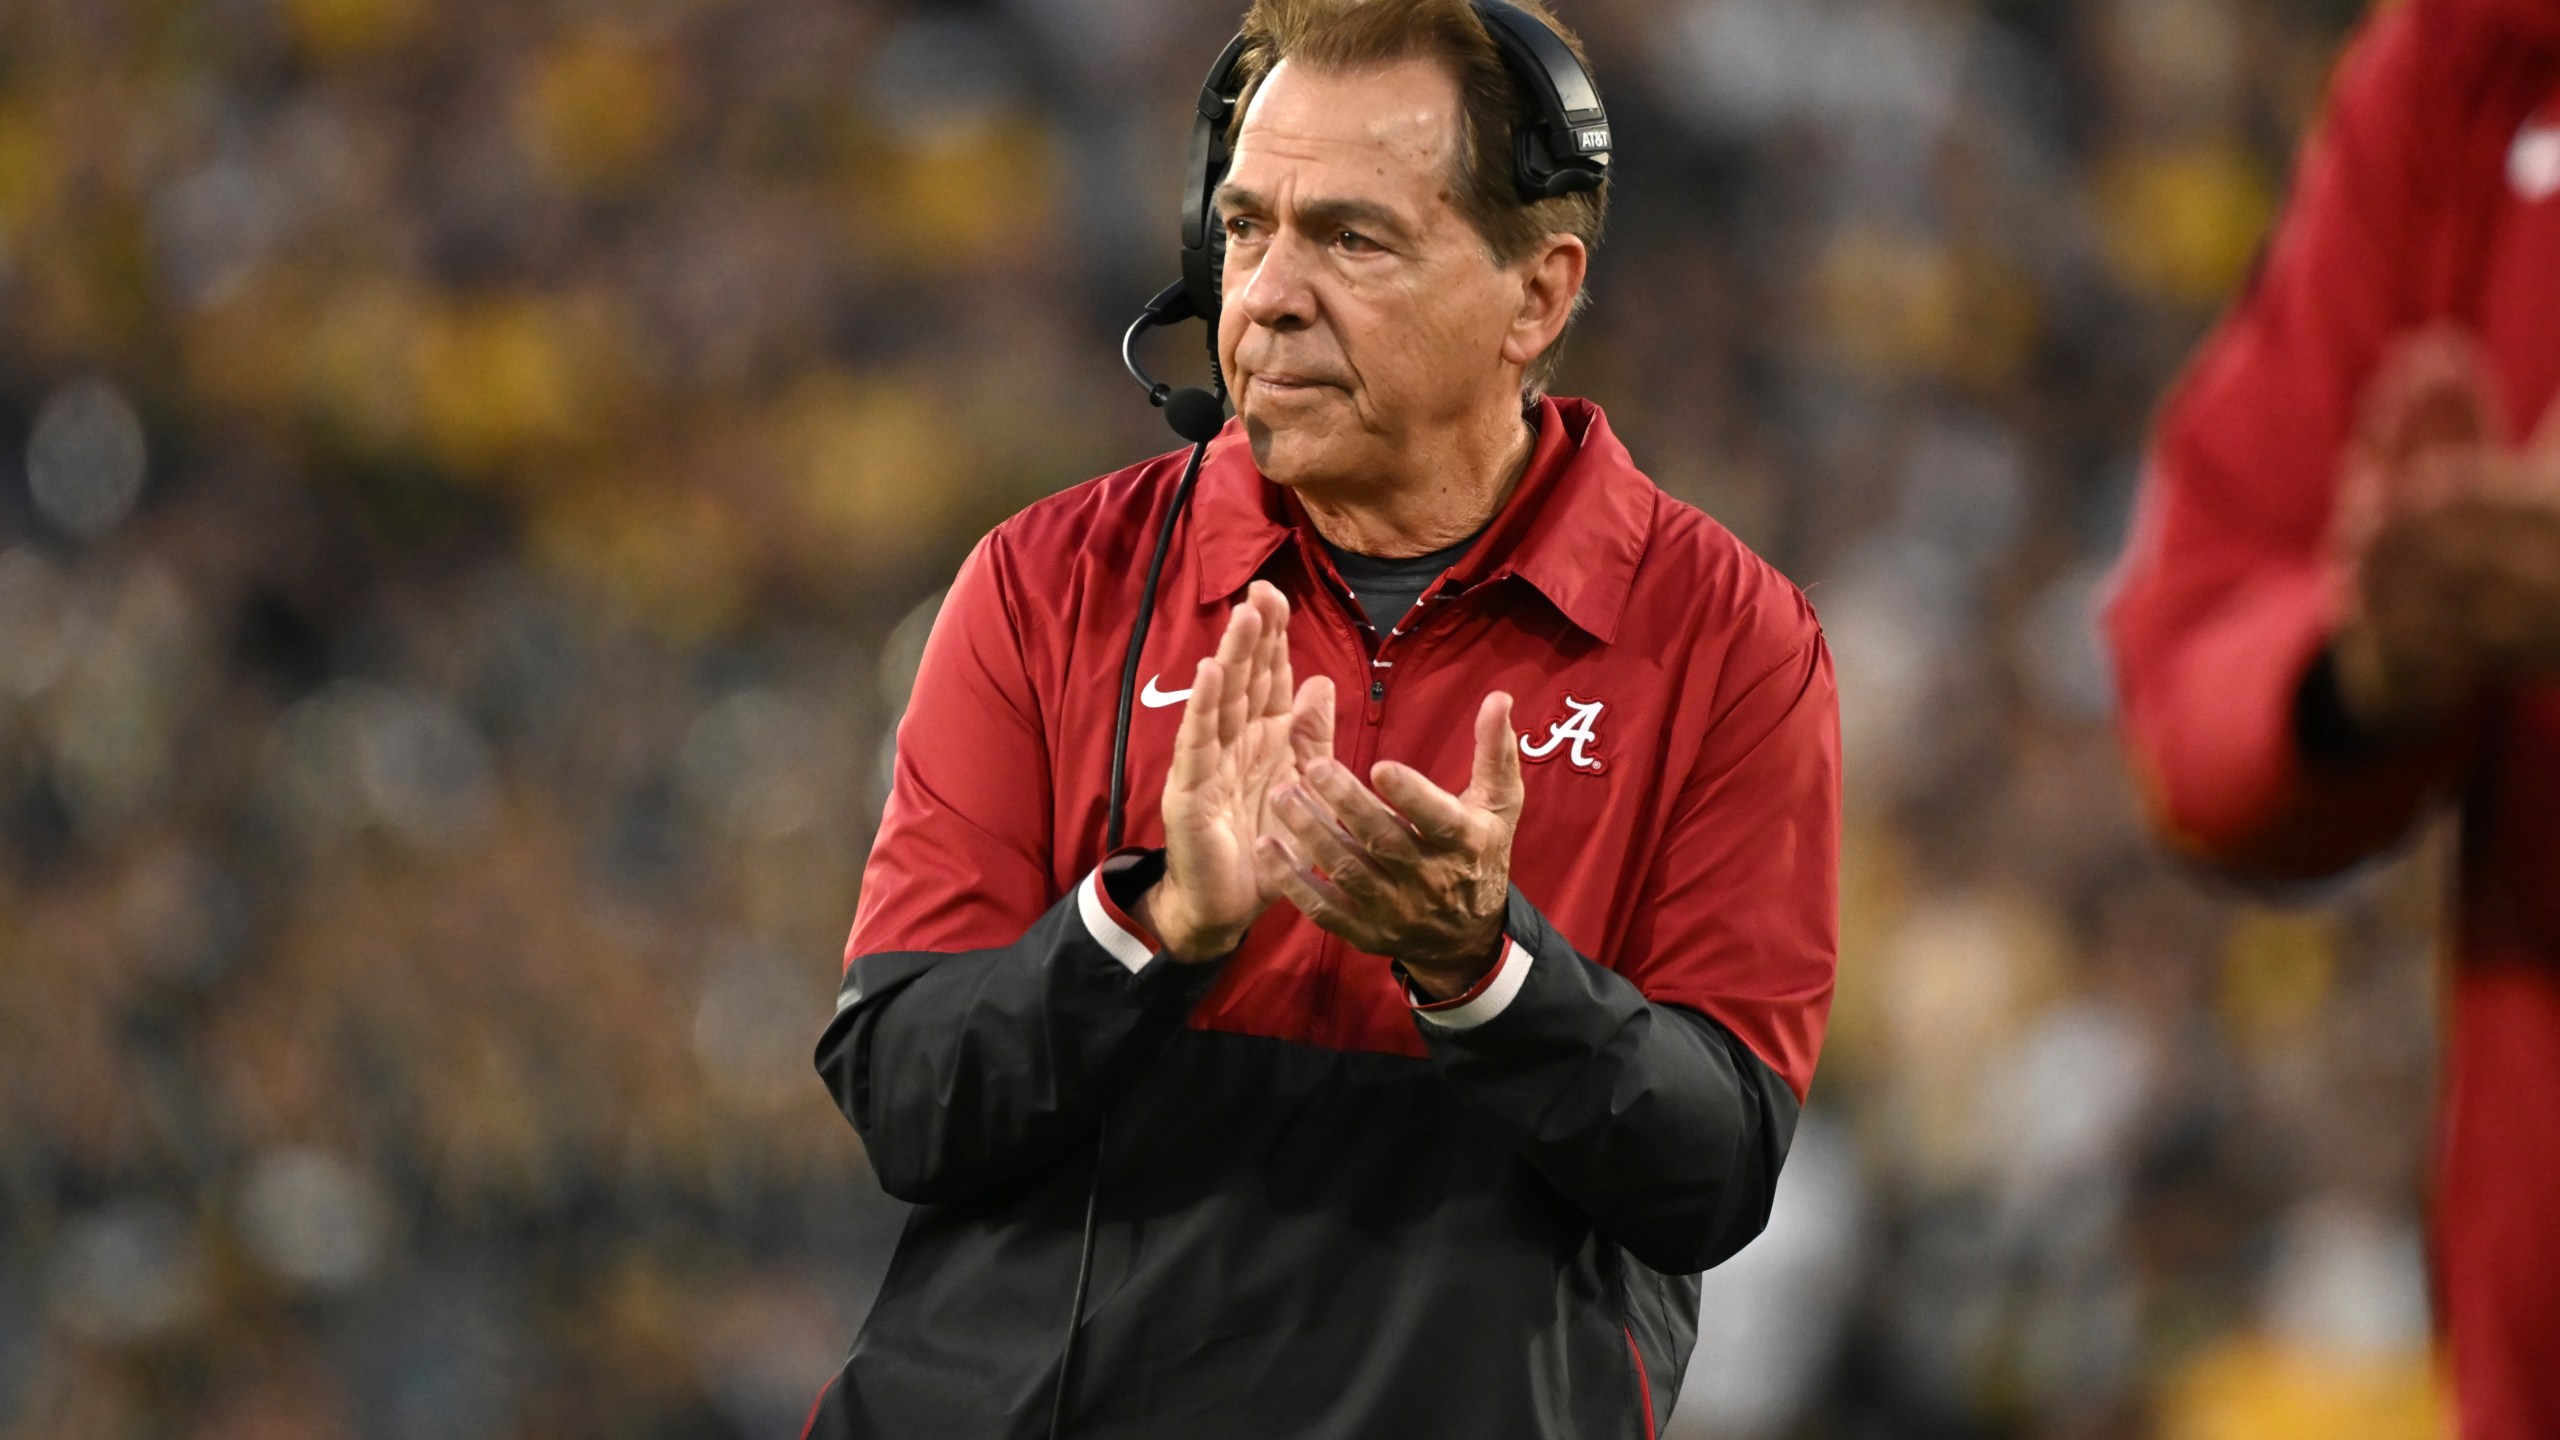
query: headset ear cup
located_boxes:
[1514,129,1605,201]
[1181,31,1250,387]
[1185,32,1249,395]
[1206,219,1228,397]
[1514,131,1554,201]
[1474,0,1610,204]
[1184,167,1228,397]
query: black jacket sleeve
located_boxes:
[814,853,1224,1206]
[1412,888,1801,1276]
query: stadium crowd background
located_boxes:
[0,0,2455,1435]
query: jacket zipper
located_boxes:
[1301,553,1462,1046]
[1333,590,1442,1042]
[1308,559,1373,1049]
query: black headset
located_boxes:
[1063,7,1610,1435]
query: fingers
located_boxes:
[2395,448,2477,513]
[1245,625,1272,719]
[1300,757,1421,863]
[1259,584,1295,720]
[1290,676,1336,768]
[1169,656,1226,791]
[1231,580,1292,721]
[2360,327,2506,470]
[1467,692,1524,824]
[1370,759,1473,847]
[1271,783,1391,899]
[1255,833,1356,928]
[2455,447,2560,509]
[1211,598,1262,747]
[2517,447,2560,506]
[2533,377,2560,460]
[2444,503,2560,664]
[1259,584,1292,718]
[1242,583,1276,717]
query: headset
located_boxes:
[1059,6,1610,1434]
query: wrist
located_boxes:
[1133,882,1245,964]
[2331,616,2466,743]
[1400,928,1505,1002]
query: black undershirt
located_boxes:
[1318,529,1483,635]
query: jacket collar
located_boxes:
[1186,396,1655,644]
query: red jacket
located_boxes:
[812,397,1839,1437]
[2105,2,2560,1434]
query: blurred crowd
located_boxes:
[0,0,2455,1436]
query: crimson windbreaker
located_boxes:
[2105,1,2560,1434]
[811,397,1839,1439]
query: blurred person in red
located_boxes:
[806,0,1837,1435]
[2106,0,2560,1433]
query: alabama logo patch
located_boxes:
[1519,694,1607,774]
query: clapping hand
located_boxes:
[2334,331,2560,738]
[1138,581,1320,961]
[1257,681,1525,1000]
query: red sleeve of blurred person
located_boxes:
[2102,0,2488,878]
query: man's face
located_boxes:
[1215,57,1529,491]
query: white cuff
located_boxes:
[1077,867,1155,973]
[1414,939,1533,1031]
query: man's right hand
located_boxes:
[2331,332,2560,739]
[1136,580,1311,962]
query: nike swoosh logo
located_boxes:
[1140,675,1193,709]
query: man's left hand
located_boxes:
[1257,684,1524,1000]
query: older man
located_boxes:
[810,1,1838,1435]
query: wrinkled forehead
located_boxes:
[1225,57,1468,212]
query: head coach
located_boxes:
[807,1,1839,1435]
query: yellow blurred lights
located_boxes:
[524,28,680,189]
[775,370,960,569]
[410,293,621,476]
[2097,144,2277,307]
[2220,909,2339,1047]
[285,0,427,62]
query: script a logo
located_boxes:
[1519,694,1606,774]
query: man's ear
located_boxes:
[1500,235,1588,369]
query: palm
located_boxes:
[1169,695,1298,915]
[1152,581,1306,955]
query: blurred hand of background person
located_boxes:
[2333,331,2560,742]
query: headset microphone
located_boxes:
[1161,389,1227,448]
[1122,281,1228,445]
